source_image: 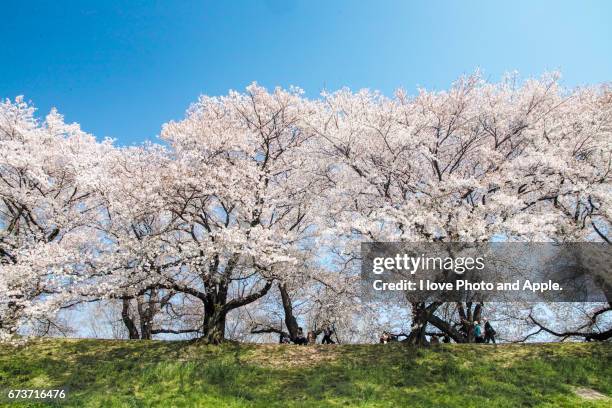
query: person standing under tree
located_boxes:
[484,318,496,344]
[474,321,485,343]
[295,327,308,345]
[322,327,335,344]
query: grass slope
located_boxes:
[0,339,610,407]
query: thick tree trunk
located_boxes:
[200,281,229,344]
[121,298,140,339]
[198,274,273,344]
[121,293,160,340]
[427,313,468,343]
[136,292,158,340]
[278,282,299,341]
[406,323,428,345]
[138,304,153,340]
[406,302,440,345]
[202,304,227,344]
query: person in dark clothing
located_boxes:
[459,319,469,337]
[294,327,308,345]
[442,335,451,343]
[279,332,290,344]
[322,327,335,344]
[484,318,496,344]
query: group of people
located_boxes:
[473,318,496,344]
[379,331,398,344]
[279,327,336,345]
[378,318,496,345]
[278,319,497,345]
[428,334,451,344]
[379,332,452,344]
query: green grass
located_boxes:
[0,339,610,407]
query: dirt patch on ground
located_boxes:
[572,386,609,401]
[246,345,342,368]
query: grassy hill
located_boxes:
[0,339,610,407]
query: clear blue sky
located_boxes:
[2,1,611,145]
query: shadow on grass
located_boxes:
[0,340,610,407]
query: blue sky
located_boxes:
[2,1,611,145]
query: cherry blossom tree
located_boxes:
[79,144,182,339]
[0,97,108,340]
[74,84,323,343]
[248,257,360,343]
[2,73,608,345]
[307,73,611,344]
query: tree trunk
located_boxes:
[199,272,273,344]
[137,300,153,340]
[202,304,226,344]
[200,281,229,344]
[136,292,158,340]
[0,301,22,335]
[456,301,483,343]
[406,302,439,345]
[121,298,140,339]
[278,282,299,341]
